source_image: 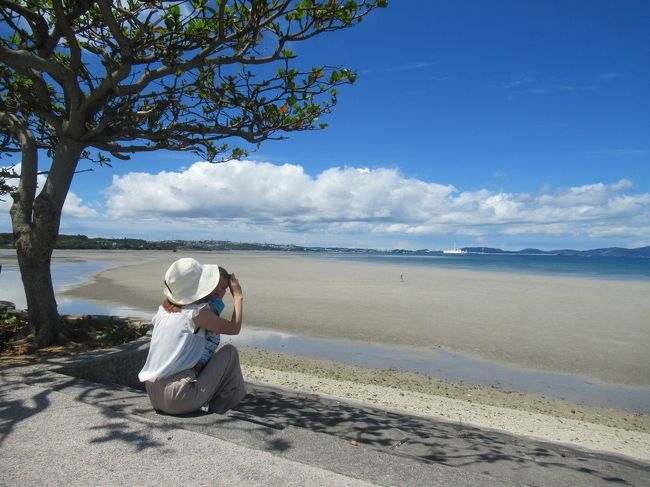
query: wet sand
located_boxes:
[3,249,650,460]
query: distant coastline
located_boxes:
[1,232,648,258]
[461,246,650,258]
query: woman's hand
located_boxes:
[194,273,243,335]
[229,273,243,298]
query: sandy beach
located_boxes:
[3,249,650,460]
[54,250,650,387]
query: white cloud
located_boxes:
[102,160,650,244]
[62,192,99,218]
[0,196,11,225]
[106,161,456,230]
[385,62,435,72]
[501,72,535,89]
[0,166,98,225]
[502,72,600,98]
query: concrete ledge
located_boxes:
[57,335,150,391]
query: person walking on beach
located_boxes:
[138,257,246,415]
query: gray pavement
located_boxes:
[1,338,649,486]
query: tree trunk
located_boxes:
[15,237,60,347]
[13,190,66,347]
[10,137,83,347]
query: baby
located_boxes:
[194,297,224,373]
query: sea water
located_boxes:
[0,260,150,317]
[223,328,650,412]
[308,251,650,282]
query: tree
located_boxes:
[0,0,386,346]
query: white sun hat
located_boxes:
[163,258,221,305]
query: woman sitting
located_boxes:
[138,257,246,415]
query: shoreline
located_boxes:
[226,325,650,412]
[238,347,650,433]
[239,348,650,461]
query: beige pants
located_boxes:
[145,344,246,415]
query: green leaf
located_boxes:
[169,5,181,18]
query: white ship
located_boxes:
[443,241,466,254]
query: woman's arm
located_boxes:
[193,274,243,335]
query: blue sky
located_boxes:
[1,1,649,250]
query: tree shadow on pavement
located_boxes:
[231,384,647,486]
[4,363,648,486]
[0,373,52,448]
[0,367,169,453]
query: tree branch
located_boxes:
[3,1,385,167]
[0,46,69,80]
[97,0,133,60]
[0,0,50,47]
[51,0,83,73]
[0,111,38,228]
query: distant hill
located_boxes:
[517,248,548,254]
[562,246,650,257]
[462,246,650,258]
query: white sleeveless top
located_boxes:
[138,304,208,382]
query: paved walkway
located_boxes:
[1,345,649,486]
